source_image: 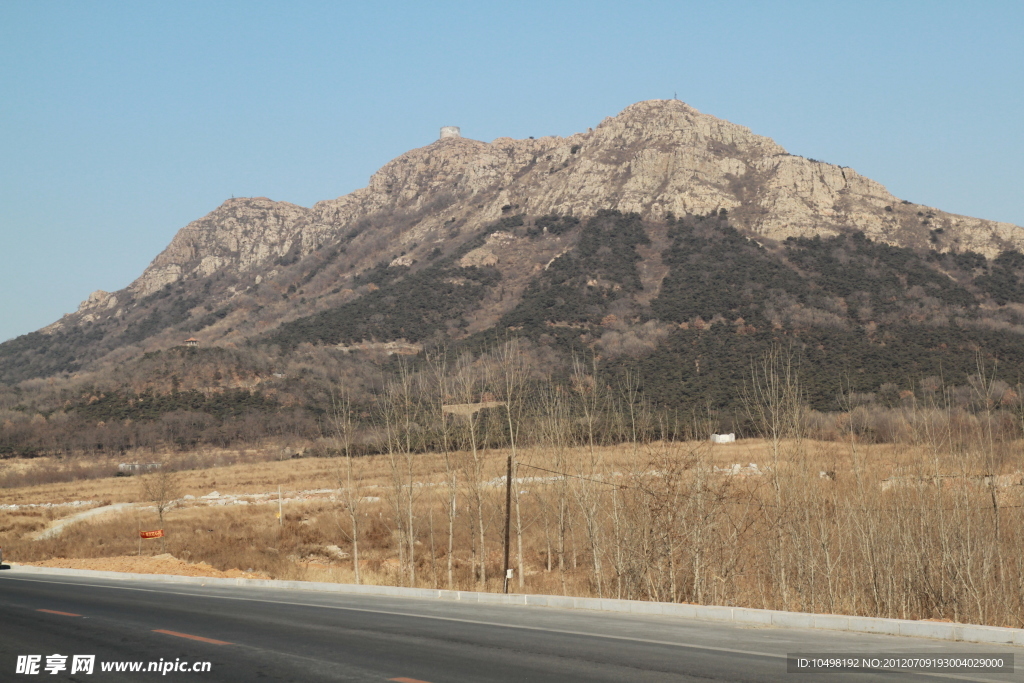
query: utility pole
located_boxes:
[278,485,283,527]
[502,452,513,593]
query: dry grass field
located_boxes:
[3,433,1023,628]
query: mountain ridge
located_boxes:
[82,99,1024,314]
[6,99,1023,385]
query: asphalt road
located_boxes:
[0,568,1019,682]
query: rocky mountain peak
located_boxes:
[53,99,1024,339]
[128,196,313,297]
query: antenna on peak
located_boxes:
[673,91,678,100]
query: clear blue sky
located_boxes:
[2,1,1022,343]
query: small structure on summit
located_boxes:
[184,337,198,347]
[439,126,461,139]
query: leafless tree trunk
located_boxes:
[743,344,802,608]
[140,462,179,553]
[427,351,459,591]
[329,389,360,584]
[535,386,573,594]
[497,339,530,590]
[571,354,606,597]
[450,353,492,589]
[379,360,422,587]
[141,463,179,526]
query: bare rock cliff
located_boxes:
[125,99,1022,300]
[130,198,313,297]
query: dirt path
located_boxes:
[33,502,137,540]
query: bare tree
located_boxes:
[427,349,459,590]
[141,463,179,526]
[496,338,531,590]
[380,359,422,587]
[447,352,495,589]
[330,389,361,584]
[743,344,803,608]
[140,463,179,553]
[534,385,574,594]
[571,354,606,597]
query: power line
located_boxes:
[518,462,627,489]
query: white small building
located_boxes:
[710,433,736,444]
[118,462,163,473]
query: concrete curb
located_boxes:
[7,564,1023,647]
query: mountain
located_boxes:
[3,99,1024,396]
[123,98,1024,299]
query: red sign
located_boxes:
[140,529,164,539]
